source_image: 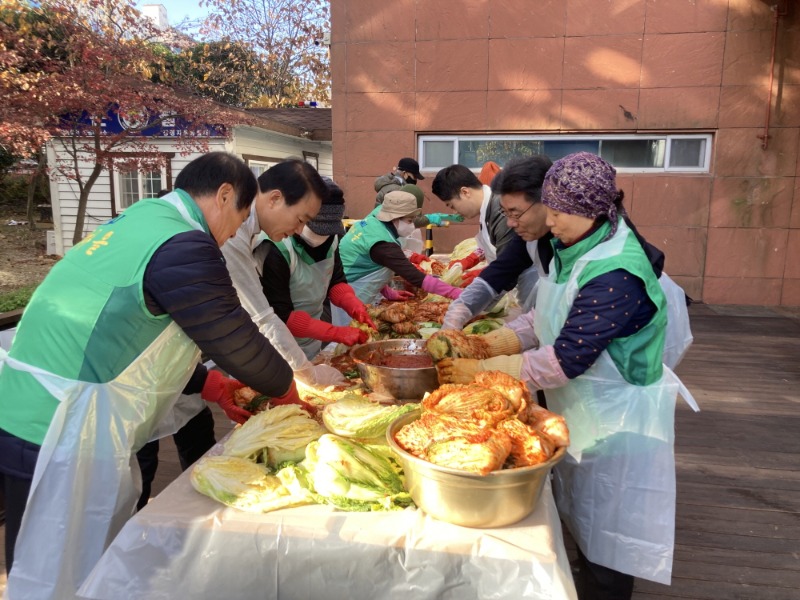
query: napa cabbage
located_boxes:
[222,404,326,467]
[190,455,314,513]
[323,397,419,439]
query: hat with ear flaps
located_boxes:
[399,184,425,209]
[542,151,619,239]
[306,177,346,237]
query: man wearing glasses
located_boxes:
[441,155,554,331]
[442,155,689,373]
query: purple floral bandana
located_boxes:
[542,152,619,238]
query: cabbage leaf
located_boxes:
[303,434,413,511]
[190,456,314,513]
[222,404,326,467]
[323,397,419,439]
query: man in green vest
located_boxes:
[0,152,309,599]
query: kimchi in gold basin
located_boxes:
[386,410,566,528]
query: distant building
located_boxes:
[46,108,332,255]
[141,3,168,30]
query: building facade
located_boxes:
[330,0,799,306]
[48,109,332,255]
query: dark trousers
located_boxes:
[574,546,635,600]
[1,473,32,575]
[136,406,216,510]
[0,427,40,576]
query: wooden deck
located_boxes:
[629,303,800,599]
[1,302,799,598]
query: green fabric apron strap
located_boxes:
[277,236,338,359]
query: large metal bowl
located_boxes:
[387,410,566,528]
[350,339,437,402]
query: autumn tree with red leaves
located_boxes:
[0,0,253,244]
[201,0,331,107]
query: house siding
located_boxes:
[331,0,800,306]
[232,127,333,176]
[48,129,332,255]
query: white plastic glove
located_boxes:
[441,301,474,331]
[295,364,347,387]
[441,278,501,330]
[505,311,541,351]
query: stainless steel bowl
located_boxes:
[350,339,437,402]
[386,410,566,528]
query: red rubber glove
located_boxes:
[287,311,368,345]
[328,283,377,330]
[408,252,428,265]
[201,370,253,424]
[380,285,415,301]
[460,268,483,287]
[268,380,318,417]
[448,249,485,271]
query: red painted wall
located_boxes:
[331,0,800,305]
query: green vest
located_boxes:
[339,214,399,283]
[551,220,667,385]
[0,190,208,444]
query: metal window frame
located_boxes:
[418,133,712,174]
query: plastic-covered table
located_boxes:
[79,461,577,600]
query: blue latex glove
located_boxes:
[426,213,465,226]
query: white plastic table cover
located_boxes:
[79,463,577,600]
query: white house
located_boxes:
[46,108,332,255]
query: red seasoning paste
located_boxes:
[379,353,433,369]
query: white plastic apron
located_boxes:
[2,322,200,600]
[475,185,497,263]
[515,240,542,312]
[399,228,424,255]
[282,237,337,359]
[332,266,392,326]
[533,238,697,584]
[658,273,693,369]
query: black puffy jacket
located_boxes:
[144,230,293,396]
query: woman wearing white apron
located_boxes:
[437,153,699,599]
[334,191,462,325]
[0,153,307,600]
[256,178,375,359]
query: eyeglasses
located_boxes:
[499,203,534,221]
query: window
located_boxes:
[108,153,173,216]
[419,134,712,173]
[117,168,163,210]
[248,161,274,178]
[303,151,319,170]
[242,154,283,178]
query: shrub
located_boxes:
[0,285,37,312]
[0,173,50,209]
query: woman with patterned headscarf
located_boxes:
[437,152,697,599]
